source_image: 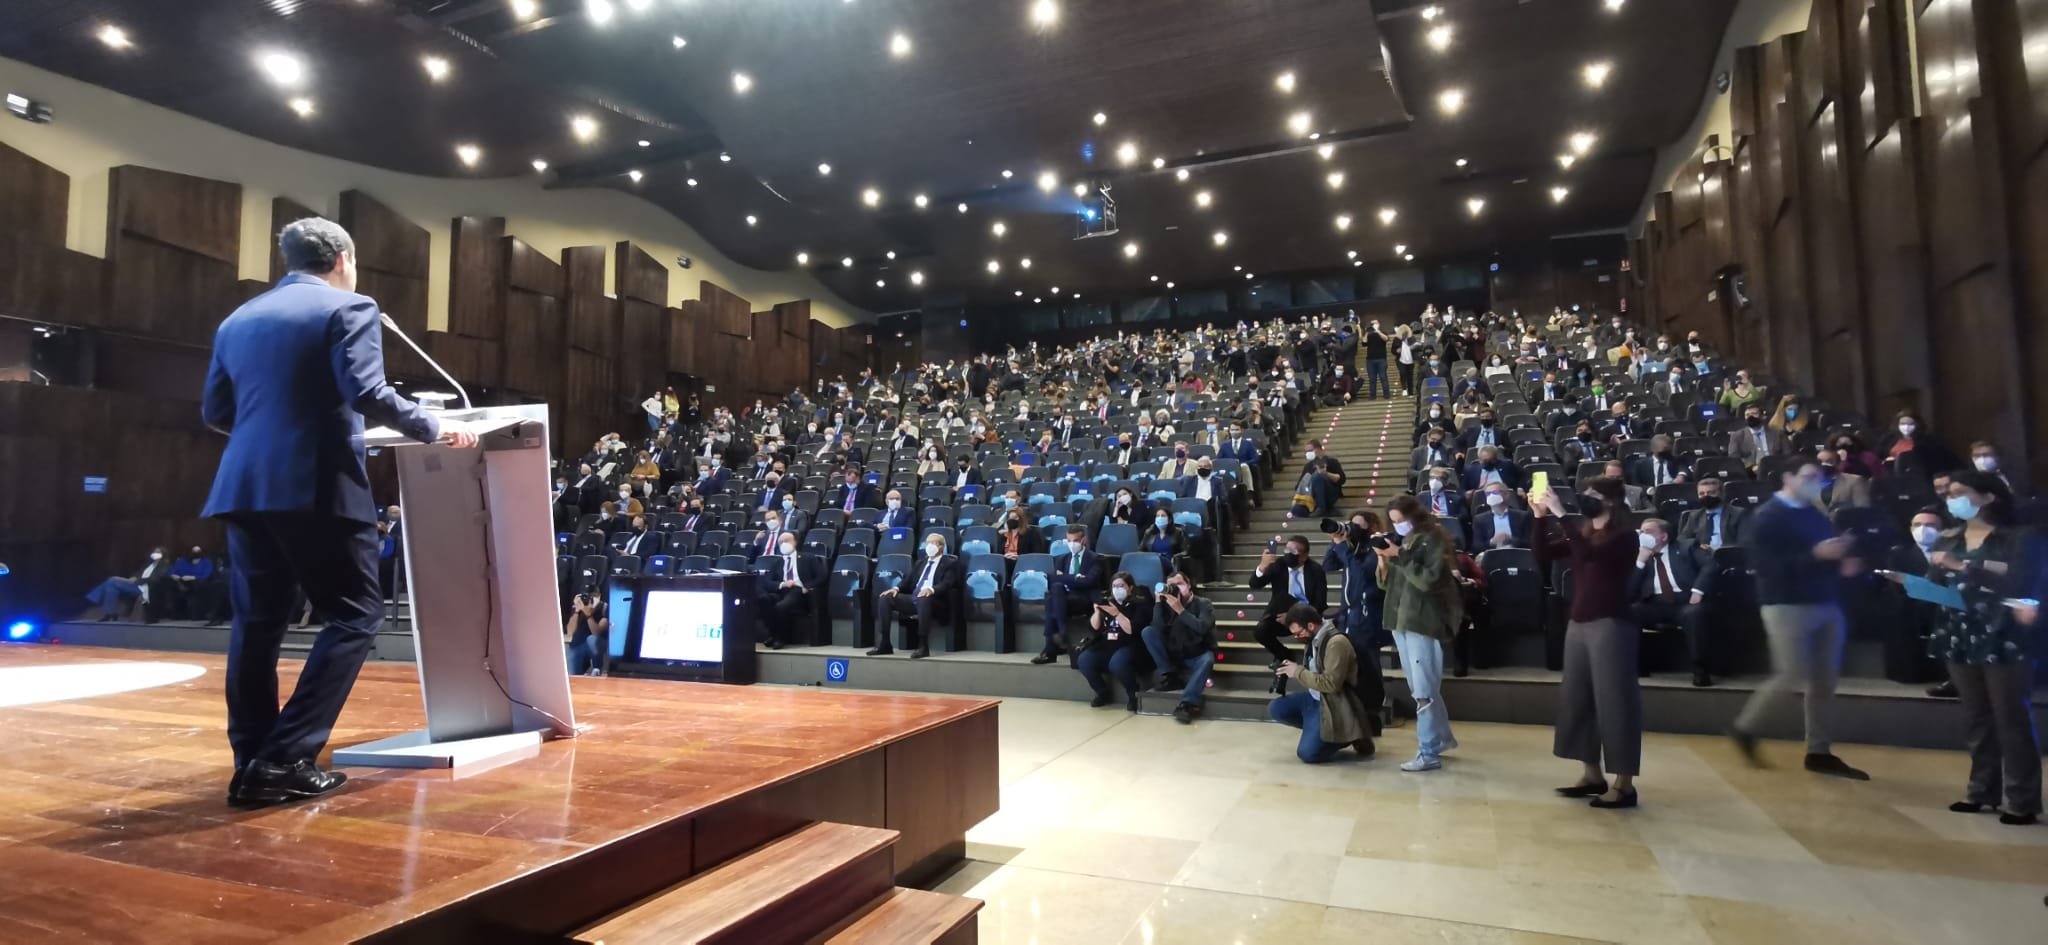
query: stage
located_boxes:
[0,645,998,944]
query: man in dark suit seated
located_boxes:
[947,455,985,493]
[1471,483,1533,550]
[1450,369,1491,401]
[672,498,710,534]
[771,492,811,537]
[868,533,964,659]
[573,463,606,515]
[1461,445,1522,494]
[875,489,916,531]
[748,472,791,513]
[86,547,176,622]
[1597,401,1641,444]
[755,532,825,649]
[693,455,730,496]
[1559,417,1608,475]
[1674,477,1747,560]
[1627,518,1716,687]
[620,515,662,559]
[1411,428,1456,491]
[1628,435,1693,488]
[828,466,880,514]
[1456,409,1506,459]
[1544,395,1589,437]
[1248,534,1328,695]
[1032,525,1101,664]
[1418,466,1468,521]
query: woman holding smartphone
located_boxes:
[1075,572,1154,711]
[1535,476,1644,809]
[1379,496,1463,772]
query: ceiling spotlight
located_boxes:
[1030,0,1059,28]
[877,280,886,288]
[1317,144,1335,160]
[1466,197,1486,215]
[1583,61,1612,88]
[1438,89,1465,115]
[1558,153,1577,169]
[1346,250,1358,259]
[1334,213,1352,231]
[1551,186,1570,203]
[1455,158,1469,167]
[1151,157,1165,170]
[991,221,1007,237]
[455,143,481,167]
[719,152,732,162]
[1233,265,1242,271]
[530,158,548,172]
[1020,257,1033,269]
[744,214,759,226]
[862,187,881,206]
[842,256,854,267]
[885,250,898,260]
[672,35,687,49]
[1276,70,1297,93]
[889,32,912,58]
[1326,171,1345,189]
[1353,260,1363,267]
[911,271,925,285]
[1569,131,1598,155]
[1122,242,1139,258]
[1165,281,1175,289]
[1037,171,1058,192]
[987,259,1001,273]
[1244,272,1254,280]
[1426,25,1453,52]
[97,24,132,50]
[1116,141,1139,165]
[914,193,929,208]
[1051,286,1060,293]
[512,0,540,20]
[732,71,752,94]
[1395,243,1407,253]
[1195,190,1213,208]
[1073,183,1089,197]
[256,49,306,87]
[818,162,832,176]
[1150,275,1159,282]
[686,178,698,187]
[626,168,643,183]
[1093,111,1108,125]
[1404,253,1415,261]
[422,55,450,82]
[1034,297,1043,303]
[586,0,615,26]
[1421,5,1443,19]
[571,114,598,141]
[796,252,810,265]
[1176,169,1191,182]
[957,202,969,213]
[1288,111,1312,135]
[1378,207,1397,224]
[1606,0,1625,10]
[1213,231,1228,246]
[1014,290,1024,297]
[288,97,315,118]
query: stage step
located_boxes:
[809,888,980,945]
[577,822,899,945]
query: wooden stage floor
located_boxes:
[0,645,999,944]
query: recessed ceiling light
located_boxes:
[511,0,540,21]
[818,162,832,175]
[1165,282,1175,289]
[1455,158,1469,167]
[1288,111,1312,135]
[1195,190,1213,208]
[672,35,687,49]
[732,71,752,94]
[1030,0,1059,28]
[991,221,1007,237]
[1001,169,1014,179]
[256,49,306,87]
[1275,70,1297,93]
[1334,213,1352,230]
[287,97,315,118]
[1034,297,1043,303]
[586,0,615,26]
[97,24,132,50]
[1378,207,1398,224]
[1213,231,1228,246]
[637,139,651,148]
[1583,61,1612,88]
[1551,186,1570,203]
[1037,171,1058,192]
[842,256,854,267]
[1347,250,1358,259]
[1116,142,1139,165]
[1421,5,1442,19]
[886,250,896,259]
[1426,24,1453,52]
[877,279,886,288]
[1558,154,1577,170]
[1150,275,1159,282]
[1233,265,1242,271]
[422,55,450,82]
[1438,89,1465,115]
[796,252,810,265]
[911,271,925,285]
[1466,197,1485,215]
[719,152,732,162]
[1015,290,1024,297]
[1605,0,1625,10]
[571,114,598,141]
[987,259,1001,273]
[1175,168,1190,182]
[1244,272,1254,280]
[530,158,548,172]
[455,143,481,167]
[862,187,882,206]
[1020,257,1033,269]
[1326,171,1345,189]
[889,32,912,58]
[1051,286,1060,293]
[1073,183,1089,197]
[1093,111,1108,125]
[957,202,969,213]
[627,168,643,182]
[1317,144,1335,160]
[914,193,929,208]
[746,214,758,226]
[1570,131,1598,155]
[686,177,698,187]
[1123,242,1139,258]
[1151,157,1165,170]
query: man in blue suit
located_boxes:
[1032,525,1101,664]
[202,218,476,807]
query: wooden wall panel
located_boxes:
[1802,102,1867,414]
[267,197,321,282]
[0,140,68,247]
[1858,120,1937,422]
[339,190,432,380]
[501,236,566,407]
[1732,46,1764,146]
[446,216,506,341]
[615,242,670,409]
[103,166,242,347]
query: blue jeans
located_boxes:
[566,636,604,675]
[1076,643,1145,700]
[86,577,142,614]
[1393,629,1455,756]
[1268,690,1343,763]
[1365,359,1390,399]
[1140,624,1217,706]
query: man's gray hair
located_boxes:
[278,217,355,274]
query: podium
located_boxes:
[332,404,579,769]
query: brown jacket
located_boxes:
[1294,630,1370,744]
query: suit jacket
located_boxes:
[758,552,828,595]
[1625,547,1709,600]
[1628,453,1694,488]
[1471,508,1534,549]
[1221,437,1259,466]
[1726,426,1788,468]
[1158,457,1200,479]
[621,528,663,558]
[1417,486,1468,521]
[828,482,882,512]
[873,506,916,531]
[997,526,1049,557]
[1675,504,1748,557]
[893,553,966,622]
[947,466,985,490]
[1456,426,1507,455]
[673,512,710,534]
[1249,557,1328,616]
[1051,548,1103,595]
[1410,443,1456,472]
[1819,473,1873,515]
[695,466,731,495]
[574,474,607,514]
[202,273,439,523]
[1461,461,1523,493]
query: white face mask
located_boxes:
[927,543,945,558]
[1112,586,1129,602]
[1304,450,1317,461]
[1486,492,1505,507]
[149,552,163,561]
[1899,422,1917,437]
[887,498,901,509]
[1914,525,1941,549]
[1637,532,1659,550]
[620,491,632,500]
[781,543,799,556]
[1974,456,1998,472]
[1428,478,1445,493]
[1393,521,1415,537]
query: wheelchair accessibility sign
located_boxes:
[825,658,850,683]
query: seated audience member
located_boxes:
[1726,402,1785,471]
[1628,518,1715,686]
[1880,409,1961,484]
[869,532,963,659]
[914,444,949,476]
[754,531,824,650]
[1969,440,2021,496]
[1462,445,1521,493]
[1717,370,1769,414]
[1105,487,1144,526]
[1598,401,1642,443]
[1411,428,1455,486]
[1250,535,1328,693]
[1769,395,1814,447]
[86,547,173,622]
[1675,477,1747,558]
[875,489,916,530]
[1472,483,1533,549]
[1631,435,1692,488]
[1560,417,1607,472]
[673,497,710,534]
[1413,402,1456,446]
[1145,571,1219,724]
[1451,368,1491,402]
[563,591,609,676]
[1295,440,1345,515]
[1457,408,1505,457]
[1419,466,1467,520]
[1076,571,1155,710]
[1032,526,1101,664]
[997,504,1049,559]
[629,451,662,494]
[752,508,794,559]
[621,515,660,558]
[1814,448,1873,515]
[694,455,730,495]
[1320,364,1356,406]
[169,546,215,620]
[1545,395,1587,437]
[829,466,880,513]
[1451,389,1491,425]
[949,453,984,492]
[747,472,788,512]
[1139,506,1191,576]
[1158,443,1200,480]
[1265,604,1378,763]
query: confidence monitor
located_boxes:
[334,404,580,769]
[615,573,758,684]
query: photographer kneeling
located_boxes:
[1075,571,1155,711]
[1265,604,1377,763]
[564,592,610,676]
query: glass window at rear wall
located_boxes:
[1062,302,1111,328]
[1016,306,1058,334]
[1242,279,1292,311]
[1175,289,1229,318]
[1295,274,1357,305]
[1369,267,1426,298]
[1122,296,1170,323]
[1433,263,1486,292]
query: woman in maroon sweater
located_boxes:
[1535,476,1643,809]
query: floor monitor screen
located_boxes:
[635,588,726,664]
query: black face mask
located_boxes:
[1744,415,1764,428]
[1480,419,1495,428]
[1578,431,1593,441]
[1578,492,1606,518]
[1698,495,1722,509]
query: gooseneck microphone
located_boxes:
[378,311,472,411]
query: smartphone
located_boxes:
[1266,539,1282,555]
[1529,470,1551,503]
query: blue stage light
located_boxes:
[1083,209,1096,220]
[5,620,37,642]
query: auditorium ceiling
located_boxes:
[1,0,1735,313]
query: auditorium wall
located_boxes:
[1630,0,2048,491]
[0,55,879,621]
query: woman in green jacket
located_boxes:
[1379,495,1465,772]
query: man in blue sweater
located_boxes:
[1730,461,1870,780]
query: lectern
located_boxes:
[332,404,579,769]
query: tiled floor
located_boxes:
[934,697,2048,945]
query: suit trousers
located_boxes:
[876,590,939,651]
[758,587,810,645]
[1734,603,1844,753]
[1254,610,1297,664]
[1629,593,1711,672]
[223,512,383,767]
[1552,618,1644,776]
[1043,581,1093,646]
[1948,661,2043,816]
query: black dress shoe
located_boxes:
[1351,739,1376,760]
[1089,691,1114,708]
[865,644,894,656]
[1125,693,1139,713]
[910,647,929,659]
[232,759,347,807]
[1556,781,1609,798]
[1030,651,1058,665]
[1950,801,1991,814]
[1803,753,1870,781]
[1172,703,1198,725]
[1589,789,1638,810]
[1692,670,1714,688]
[226,765,247,803]
[1926,680,1958,699]
[763,638,785,650]
[1999,811,2038,826]
[98,614,116,622]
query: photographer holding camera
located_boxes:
[564,592,610,676]
[1075,571,1155,711]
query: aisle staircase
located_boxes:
[1139,389,1413,719]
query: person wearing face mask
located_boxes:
[164,545,215,620]
[1251,535,1330,695]
[998,506,1048,560]
[1812,448,1873,515]
[1145,573,1222,723]
[1074,572,1156,710]
[694,453,731,496]
[1266,604,1379,763]
[1460,445,1522,494]
[1544,395,1585,438]
[1881,472,2042,824]
[870,534,964,659]
[951,454,984,493]
[871,490,911,531]
[1295,440,1346,515]
[1155,442,1198,480]
[831,467,880,514]
[1419,353,1451,383]
[87,547,176,622]
[1726,404,1786,473]
[1141,509,1190,577]
[1968,440,2020,496]
[1471,483,1532,550]
[1414,466,1467,521]
[915,446,949,477]
[1533,476,1648,805]
[1320,363,1357,407]
[1729,462,1870,780]
[621,515,663,559]
[1104,489,1144,526]
[755,531,826,650]
[1883,509,1959,695]
[1033,526,1102,664]
[1413,402,1456,448]
[1379,496,1464,772]
[1717,371,1769,415]
[1674,477,1748,558]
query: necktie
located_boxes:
[1071,551,1082,573]
[918,558,938,593]
[1710,511,1721,545]
[1433,494,1445,515]
[1289,568,1305,602]
[1654,553,1674,596]
[844,490,856,512]
[785,555,797,582]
